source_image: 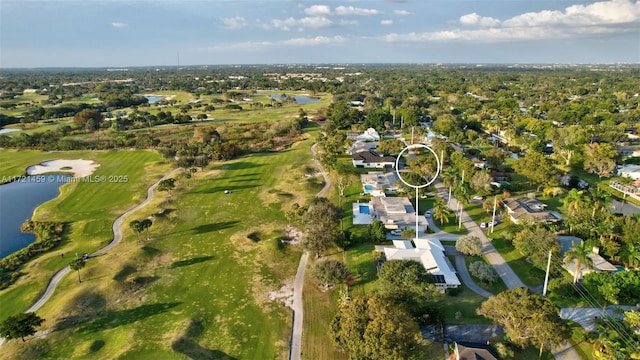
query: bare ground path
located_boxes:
[289,144,330,360]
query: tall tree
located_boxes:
[367,220,387,243]
[513,226,561,270]
[140,218,153,241]
[563,240,594,283]
[303,197,342,257]
[584,143,618,178]
[513,152,559,190]
[0,312,44,342]
[69,258,86,284]
[330,295,420,360]
[377,260,440,317]
[129,220,143,244]
[310,259,349,288]
[477,287,568,355]
[157,178,176,195]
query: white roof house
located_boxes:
[361,171,398,197]
[617,164,640,180]
[355,128,381,142]
[373,197,429,232]
[383,237,461,290]
[352,150,396,169]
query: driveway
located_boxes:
[444,324,505,343]
[434,181,526,290]
[561,306,636,332]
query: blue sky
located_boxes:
[1,0,639,67]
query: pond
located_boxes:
[144,95,165,104]
[269,94,320,104]
[0,128,22,135]
[0,175,70,258]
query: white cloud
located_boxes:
[339,19,359,26]
[503,0,640,27]
[382,0,640,42]
[271,16,333,31]
[283,35,346,46]
[459,13,501,27]
[221,16,248,29]
[111,22,127,28]
[381,19,393,25]
[393,10,411,16]
[304,5,331,16]
[335,5,380,16]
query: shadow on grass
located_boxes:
[168,256,214,269]
[189,221,239,234]
[172,319,238,360]
[193,184,260,194]
[113,264,137,282]
[78,302,182,334]
[88,339,105,354]
[214,161,263,170]
[141,245,162,255]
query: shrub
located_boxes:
[456,235,483,256]
[469,261,497,284]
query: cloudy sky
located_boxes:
[1,0,639,67]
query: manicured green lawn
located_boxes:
[0,136,320,359]
[489,233,545,287]
[0,150,170,321]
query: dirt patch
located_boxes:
[268,282,294,310]
[283,225,303,245]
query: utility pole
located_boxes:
[490,196,497,233]
[543,250,552,296]
[458,170,465,230]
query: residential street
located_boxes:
[433,181,526,289]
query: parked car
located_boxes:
[480,222,487,228]
[472,195,484,200]
[390,229,402,236]
[424,210,432,217]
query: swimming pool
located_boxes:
[364,184,374,192]
[359,205,370,214]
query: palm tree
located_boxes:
[140,219,153,241]
[432,198,452,226]
[69,258,86,284]
[619,243,640,270]
[129,220,143,244]
[440,167,457,206]
[453,183,471,230]
[588,187,611,217]
[564,189,587,216]
[563,240,594,283]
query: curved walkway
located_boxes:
[289,144,330,360]
[443,245,493,298]
[25,168,179,314]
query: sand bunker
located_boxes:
[27,159,99,178]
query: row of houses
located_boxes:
[353,170,461,290]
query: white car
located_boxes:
[424,210,432,217]
[473,196,484,200]
[480,222,487,228]
[390,229,402,236]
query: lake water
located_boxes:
[0,128,22,134]
[270,94,320,104]
[144,95,165,104]
[0,175,70,258]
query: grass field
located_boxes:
[0,150,171,323]
[0,132,322,358]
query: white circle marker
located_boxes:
[395,144,441,189]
